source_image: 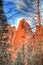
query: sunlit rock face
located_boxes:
[14,19,33,50]
[6,24,16,60]
[8,19,34,60]
[8,19,43,60]
[6,24,16,44]
[10,26,16,44]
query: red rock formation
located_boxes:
[8,19,43,60]
[35,25,43,42]
[14,19,33,51]
[8,19,33,60]
[34,25,43,54]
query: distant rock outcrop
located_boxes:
[7,19,43,60]
[14,19,33,50]
[8,19,33,60]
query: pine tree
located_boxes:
[14,51,24,65]
[26,42,33,65]
[32,40,43,65]
[21,44,25,63]
[0,0,12,65]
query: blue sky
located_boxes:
[3,0,43,32]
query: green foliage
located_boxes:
[34,40,43,55]
[16,52,21,62]
[14,41,43,65]
[0,51,12,65]
[32,54,43,65]
[21,44,25,62]
[27,42,33,59]
[0,0,12,65]
[26,40,43,65]
[14,62,24,65]
[14,52,24,65]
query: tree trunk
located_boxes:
[37,0,41,26]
